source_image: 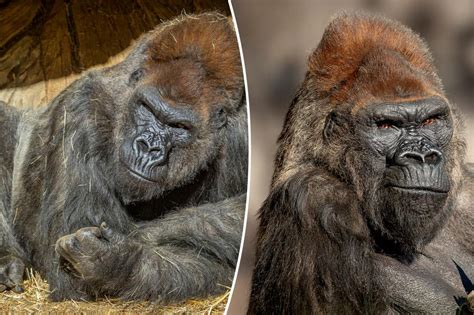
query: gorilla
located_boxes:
[0,12,247,302]
[249,12,474,314]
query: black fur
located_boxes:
[0,13,247,302]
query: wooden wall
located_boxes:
[0,0,230,108]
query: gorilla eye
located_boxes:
[421,117,438,126]
[169,122,192,131]
[376,120,396,129]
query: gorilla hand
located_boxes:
[55,223,142,291]
[0,253,25,293]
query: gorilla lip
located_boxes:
[121,160,161,183]
[388,185,449,194]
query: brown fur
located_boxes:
[145,14,242,114]
[308,12,444,108]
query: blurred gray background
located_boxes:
[229,0,474,313]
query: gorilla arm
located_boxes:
[55,194,245,302]
[375,254,464,314]
[248,164,385,314]
[452,164,474,256]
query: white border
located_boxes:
[224,0,252,314]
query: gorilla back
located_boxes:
[250,12,474,314]
[0,13,247,302]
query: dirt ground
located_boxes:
[0,269,228,314]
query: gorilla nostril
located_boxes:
[135,139,151,153]
[424,150,442,165]
[396,149,442,166]
[400,151,424,164]
[133,135,169,166]
[148,146,163,154]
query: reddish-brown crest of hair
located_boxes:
[308,12,445,108]
[146,13,242,94]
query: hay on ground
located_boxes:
[0,269,228,314]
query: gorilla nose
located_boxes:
[395,149,442,166]
[134,136,170,165]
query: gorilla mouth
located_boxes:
[388,185,449,194]
[121,161,161,183]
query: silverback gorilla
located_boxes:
[249,12,474,314]
[0,13,247,302]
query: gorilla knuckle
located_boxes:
[74,227,101,242]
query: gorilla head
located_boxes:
[92,14,244,203]
[308,13,465,259]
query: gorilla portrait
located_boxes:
[0,12,247,302]
[249,12,474,314]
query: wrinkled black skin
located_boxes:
[120,86,202,183]
[249,95,474,314]
[0,34,247,301]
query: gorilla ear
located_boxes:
[128,69,145,86]
[323,110,349,143]
[215,108,228,129]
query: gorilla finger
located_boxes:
[12,285,24,293]
[59,255,81,277]
[0,278,15,290]
[74,227,102,242]
[55,235,79,262]
[0,276,25,293]
[7,257,25,284]
[73,231,108,254]
[100,222,123,242]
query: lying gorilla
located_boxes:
[249,12,474,314]
[0,12,247,302]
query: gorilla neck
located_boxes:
[123,167,216,221]
[370,228,418,263]
[368,189,451,263]
[125,182,198,220]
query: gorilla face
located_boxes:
[359,97,453,195]
[354,97,454,255]
[115,57,229,203]
[120,85,199,182]
[89,13,244,205]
